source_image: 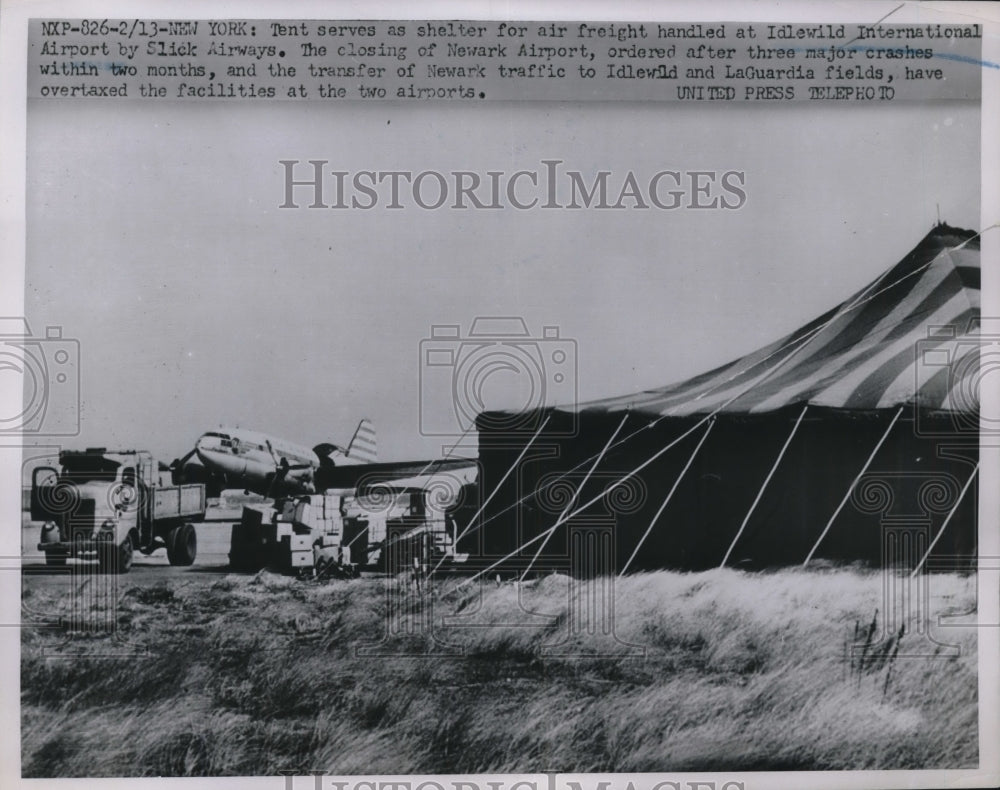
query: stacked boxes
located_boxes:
[271,492,362,572]
[228,489,462,575]
[282,533,314,568]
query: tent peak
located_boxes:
[922,222,978,249]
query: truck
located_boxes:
[228,486,467,576]
[31,448,207,573]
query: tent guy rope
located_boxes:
[620,417,717,577]
[430,414,550,575]
[911,464,979,578]
[802,404,905,567]
[720,403,809,568]
[520,412,629,582]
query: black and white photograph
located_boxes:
[1,1,997,787]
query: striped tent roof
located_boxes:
[567,224,981,417]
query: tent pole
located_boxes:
[431,415,550,575]
[619,417,716,577]
[803,405,905,567]
[910,464,978,578]
[720,404,809,569]
[520,413,629,582]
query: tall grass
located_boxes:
[21,567,977,775]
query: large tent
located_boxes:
[470,224,981,575]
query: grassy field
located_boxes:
[21,566,978,776]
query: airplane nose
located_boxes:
[194,437,221,464]
[196,439,246,476]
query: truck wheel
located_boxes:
[167,523,197,566]
[98,534,133,574]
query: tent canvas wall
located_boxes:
[471,224,980,574]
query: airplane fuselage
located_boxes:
[194,427,320,495]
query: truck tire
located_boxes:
[167,523,197,566]
[98,534,134,574]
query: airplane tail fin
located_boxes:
[346,418,378,463]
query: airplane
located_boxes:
[174,419,379,497]
[173,419,476,499]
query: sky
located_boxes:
[24,98,980,463]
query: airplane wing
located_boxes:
[315,457,478,490]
